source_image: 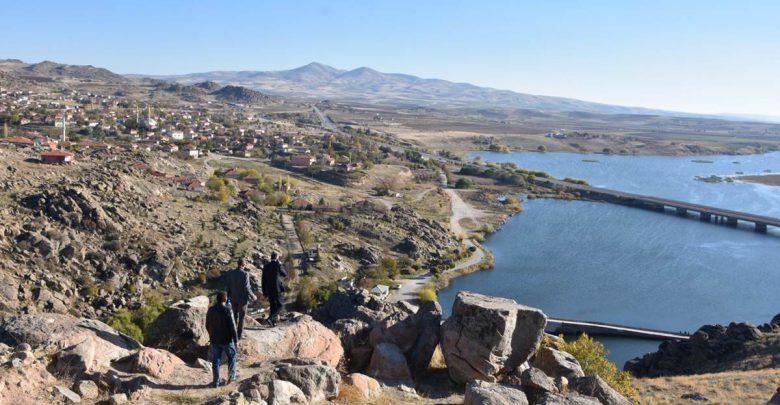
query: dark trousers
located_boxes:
[210,342,236,385]
[232,304,246,339]
[269,295,283,322]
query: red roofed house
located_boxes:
[1,136,35,148]
[40,150,74,164]
[292,198,312,210]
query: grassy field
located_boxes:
[636,369,780,404]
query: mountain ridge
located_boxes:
[139,62,696,117]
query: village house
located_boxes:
[0,136,35,148]
[40,149,74,164]
[290,153,316,167]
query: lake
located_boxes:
[438,151,780,368]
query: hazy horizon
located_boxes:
[2,1,779,117]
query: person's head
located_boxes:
[237,257,245,268]
[271,251,278,261]
[216,291,227,304]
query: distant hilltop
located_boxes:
[140,62,688,116]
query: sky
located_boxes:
[2,0,779,116]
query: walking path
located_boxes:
[389,188,488,302]
[281,213,304,268]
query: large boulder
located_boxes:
[570,375,631,405]
[114,347,187,379]
[239,358,340,403]
[408,300,442,377]
[273,358,341,403]
[239,313,343,368]
[532,346,585,380]
[464,380,529,405]
[441,291,547,384]
[144,296,210,361]
[367,342,412,381]
[0,313,139,376]
[521,367,558,402]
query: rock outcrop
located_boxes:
[316,288,442,378]
[625,315,780,377]
[0,313,140,376]
[441,291,547,384]
[239,313,344,368]
[532,346,585,380]
[464,380,529,405]
[144,296,210,361]
[238,358,341,403]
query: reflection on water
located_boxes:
[439,151,780,367]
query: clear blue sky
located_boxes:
[2,1,779,116]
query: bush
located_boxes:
[296,277,338,311]
[107,294,167,343]
[419,288,437,302]
[556,334,638,401]
[454,178,473,189]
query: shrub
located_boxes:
[556,334,638,401]
[296,277,338,311]
[419,288,437,302]
[454,178,473,189]
[107,294,167,343]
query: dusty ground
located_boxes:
[636,369,780,404]
[325,104,780,156]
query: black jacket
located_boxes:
[224,267,255,307]
[261,260,287,298]
[205,303,238,345]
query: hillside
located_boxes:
[0,59,128,83]
[210,84,274,104]
[143,62,689,116]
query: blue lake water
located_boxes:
[438,151,780,368]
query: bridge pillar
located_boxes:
[699,212,712,222]
[726,217,738,227]
[675,207,688,216]
[756,223,768,233]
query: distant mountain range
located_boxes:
[141,62,693,116]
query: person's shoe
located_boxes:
[211,381,220,388]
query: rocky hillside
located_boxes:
[0,288,639,404]
[625,314,780,378]
[0,59,128,83]
[210,85,275,105]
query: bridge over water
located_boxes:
[546,318,689,340]
[532,177,780,233]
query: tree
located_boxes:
[556,334,638,401]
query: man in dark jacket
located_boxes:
[205,291,238,387]
[262,251,287,326]
[224,258,256,339]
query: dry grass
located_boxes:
[636,369,780,404]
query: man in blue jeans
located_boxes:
[205,291,238,387]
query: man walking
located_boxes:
[224,257,255,339]
[262,251,287,326]
[205,291,237,387]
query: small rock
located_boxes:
[268,380,307,405]
[464,380,529,405]
[570,375,631,405]
[15,343,32,353]
[681,392,709,402]
[109,393,128,404]
[54,385,81,403]
[76,380,99,399]
[343,373,382,400]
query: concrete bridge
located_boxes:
[546,318,690,340]
[532,177,780,233]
